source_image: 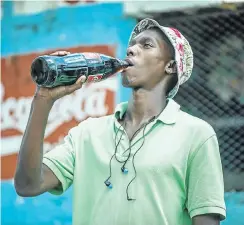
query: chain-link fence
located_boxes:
[139,4,244,191]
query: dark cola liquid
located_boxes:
[31,53,129,88]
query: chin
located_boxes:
[121,74,134,87]
[121,69,144,88]
[122,81,133,88]
[122,78,142,89]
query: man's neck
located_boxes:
[126,86,167,127]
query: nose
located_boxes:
[126,45,137,57]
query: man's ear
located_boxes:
[165,60,177,74]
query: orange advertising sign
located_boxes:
[1,45,117,180]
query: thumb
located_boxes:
[65,76,87,94]
[76,75,87,85]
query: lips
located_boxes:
[124,58,134,66]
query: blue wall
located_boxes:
[1,1,243,225]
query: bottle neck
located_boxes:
[119,60,130,68]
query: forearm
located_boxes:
[14,97,53,195]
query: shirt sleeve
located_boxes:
[43,126,78,195]
[186,134,226,220]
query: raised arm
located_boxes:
[14,51,86,196]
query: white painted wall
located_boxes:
[9,0,244,17]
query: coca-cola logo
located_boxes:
[87,74,103,82]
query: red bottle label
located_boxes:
[87,74,103,82]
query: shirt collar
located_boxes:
[114,99,180,125]
[114,102,128,120]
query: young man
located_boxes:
[14,18,226,225]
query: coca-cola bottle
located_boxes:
[31,52,130,88]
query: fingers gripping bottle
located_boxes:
[31,53,130,88]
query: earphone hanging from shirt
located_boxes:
[104,115,156,201]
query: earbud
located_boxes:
[104,180,113,189]
[121,166,128,174]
